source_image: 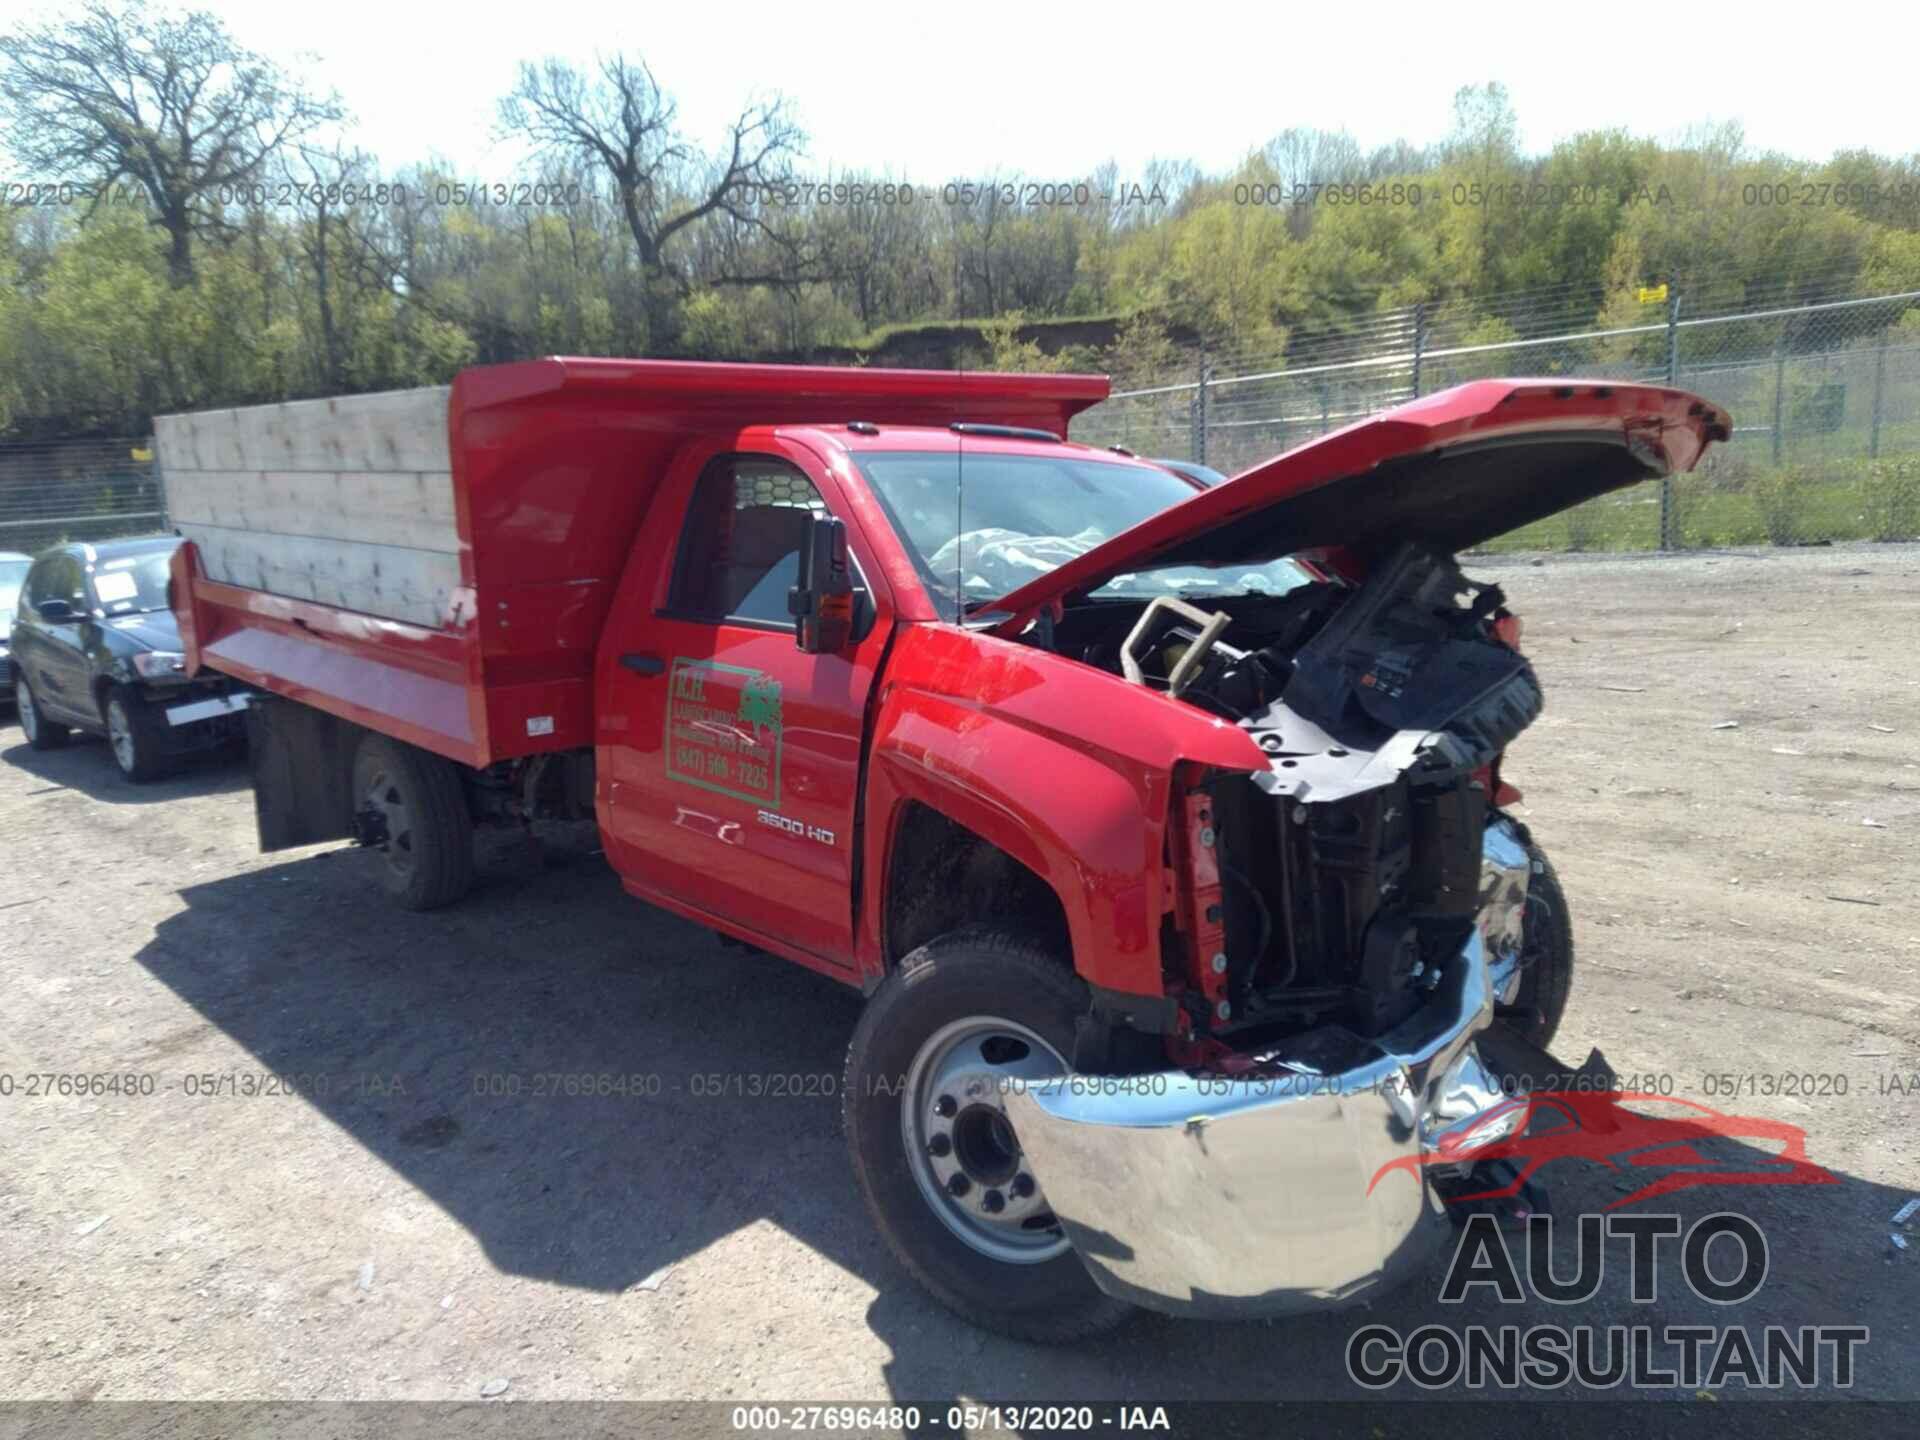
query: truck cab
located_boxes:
[163,360,1729,1340]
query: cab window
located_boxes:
[668,455,826,626]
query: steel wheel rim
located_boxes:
[18,683,36,741]
[362,768,416,876]
[108,700,135,772]
[902,1015,1070,1264]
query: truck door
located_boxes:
[597,442,895,972]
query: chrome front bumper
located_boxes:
[1003,821,1531,1320]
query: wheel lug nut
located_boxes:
[927,1133,952,1158]
[982,1189,1005,1214]
[934,1095,957,1118]
[946,1173,971,1197]
[1011,1173,1035,1198]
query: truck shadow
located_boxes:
[132,844,1917,1402]
[1,728,248,804]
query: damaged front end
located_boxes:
[1003,920,1512,1317]
[982,383,1731,1318]
[1003,544,1555,1317]
[1177,541,1540,1043]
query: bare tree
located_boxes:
[498,56,806,340]
[1262,127,1366,193]
[284,143,379,389]
[0,2,339,285]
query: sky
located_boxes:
[75,1,1920,179]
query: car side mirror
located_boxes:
[36,598,77,623]
[788,513,854,655]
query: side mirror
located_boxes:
[788,513,854,655]
[36,598,77,623]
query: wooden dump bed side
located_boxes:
[164,357,1110,769]
[160,387,459,629]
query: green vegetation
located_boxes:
[1477,448,1920,553]
[4,8,1920,456]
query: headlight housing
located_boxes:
[132,650,187,679]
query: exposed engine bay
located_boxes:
[1029,544,1542,1046]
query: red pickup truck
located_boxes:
[161,360,1729,1340]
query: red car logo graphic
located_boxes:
[1369,1090,1837,1210]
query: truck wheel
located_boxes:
[16,677,69,750]
[843,927,1134,1342]
[351,735,475,910]
[1498,846,1574,1050]
[106,686,171,782]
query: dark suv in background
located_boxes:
[8,536,250,781]
[0,550,29,704]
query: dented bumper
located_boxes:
[1005,904,1518,1319]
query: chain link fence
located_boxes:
[1077,280,1920,551]
[6,282,1919,558]
[0,437,164,556]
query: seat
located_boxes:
[717,505,813,620]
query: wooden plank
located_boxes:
[155,387,451,474]
[178,522,460,629]
[165,470,459,553]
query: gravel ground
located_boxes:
[0,543,1916,1413]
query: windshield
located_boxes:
[853,450,1310,618]
[0,560,27,617]
[89,548,175,615]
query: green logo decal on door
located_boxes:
[666,657,784,808]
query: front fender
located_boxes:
[860,624,1266,996]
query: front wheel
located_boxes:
[17,676,69,750]
[843,926,1134,1342]
[1497,846,1575,1051]
[350,735,475,910]
[107,686,171,782]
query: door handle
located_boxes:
[619,652,665,676]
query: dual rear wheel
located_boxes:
[350,734,475,910]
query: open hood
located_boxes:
[988,379,1730,631]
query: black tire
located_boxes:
[1498,845,1574,1051]
[349,734,475,910]
[843,926,1135,1343]
[105,685,171,782]
[16,675,69,750]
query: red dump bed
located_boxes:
[166,358,1109,768]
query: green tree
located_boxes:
[0,2,338,285]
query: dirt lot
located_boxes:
[1,544,1916,1414]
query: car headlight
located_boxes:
[132,651,187,678]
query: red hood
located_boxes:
[989,379,1730,631]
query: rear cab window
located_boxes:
[666,455,829,628]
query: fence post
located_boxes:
[1410,302,1427,399]
[1659,278,1681,549]
[1191,348,1209,467]
[1771,338,1787,467]
[1869,327,1888,460]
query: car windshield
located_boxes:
[852,450,1310,618]
[0,559,28,616]
[89,548,175,615]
